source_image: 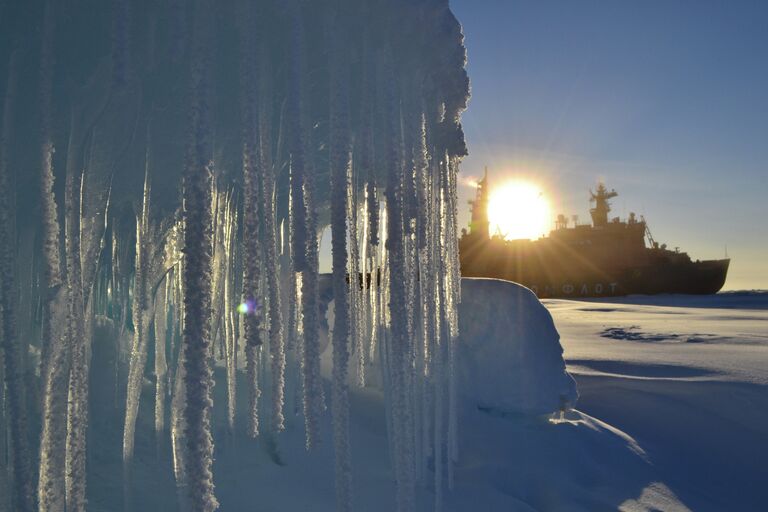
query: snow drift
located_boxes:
[457,278,578,416]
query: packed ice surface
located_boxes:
[548,291,768,510]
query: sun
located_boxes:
[487,181,552,240]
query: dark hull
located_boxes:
[459,238,730,298]
[618,259,730,296]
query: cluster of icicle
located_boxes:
[0,0,468,511]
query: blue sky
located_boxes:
[449,0,768,290]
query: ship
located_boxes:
[459,171,730,298]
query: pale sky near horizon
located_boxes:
[449,0,768,290]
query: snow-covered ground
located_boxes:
[80,282,768,511]
[547,291,768,511]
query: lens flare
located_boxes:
[237,299,258,315]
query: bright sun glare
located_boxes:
[487,181,551,240]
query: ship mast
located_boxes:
[469,167,490,238]
[589,183,618,227]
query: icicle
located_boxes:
[419,17,469,502]
[401,106,422,493]
[432,165,446,508]
[222,193,238,434]
[246,341,262,438]
[290,269,303,419]
[0,359,7,511]
[374,206,388,355]
[64,165,88,512]
[288,0,308,273]
[63,86,113,509]
[181,0,218,509]
[428,23,470,493]
[285,185,298,354]
[360,185,372,373]
[155,276,170,436]
[415,114,435,484]
[37,2,71,509]
[367,181,379,249]
[298,2,323,448]
[123,167,152,467]
[382,50,416,512]
[208,187,236,433]
[329,19,353,509]
[111,230,124,410]
[414,113,429,252]
[301,159,323,450]
[445,156,461,489]
[171,341,187,492]
[240,0,263,440]
[0,47,35,512]
[411,111,431,484]
[433,318,445,512]
[283,176,304,422]
[243,153,262,440]
[78,164,110,371]
[348,171,364,387]
[38,2,59,294]
[358,52,375,381]
[259,51,286,435]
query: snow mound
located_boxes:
[457,278,577,416]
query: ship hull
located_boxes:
[459,237,730,298]
[618,258,730,296]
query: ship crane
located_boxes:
[640,215,667,249]
[642,216,661,249]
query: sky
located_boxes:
[449,0,768,290]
